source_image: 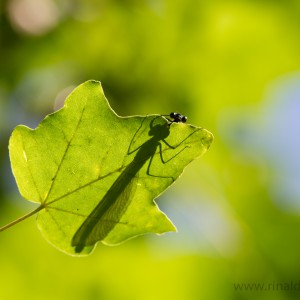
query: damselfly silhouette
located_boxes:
[72,115,198,252]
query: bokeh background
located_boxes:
[1,0,300,299]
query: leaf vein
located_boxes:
[45,165,125,206]
[44,105,87,203]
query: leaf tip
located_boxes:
[86,79,101,86]
[201,129,214,150]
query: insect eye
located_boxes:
[182,116,187,123]
[170,112,176,118]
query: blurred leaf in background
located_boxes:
[1,0,300,299]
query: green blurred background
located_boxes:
[1,0,300,299]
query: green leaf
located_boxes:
[9,80,213,256]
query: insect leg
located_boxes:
[145,143,189,181]
[162,128,201,149]
[127,117,149,155]
[146,152,176,181]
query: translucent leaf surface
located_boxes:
[9,80,213,256]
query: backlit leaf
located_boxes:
[9,80,213,256]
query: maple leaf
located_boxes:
[7,80,213,256]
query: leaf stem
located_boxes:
[0,205,44,232]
